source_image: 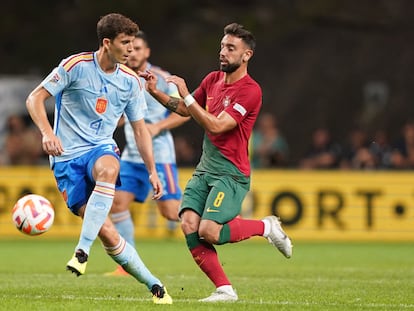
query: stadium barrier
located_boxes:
[1,167,413,241]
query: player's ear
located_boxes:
[243,50,253,62]
[102,38,111,49]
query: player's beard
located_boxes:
[220,60,241,73]
[128,64,140,71]
[127,58,140,71]
[127,58,145,72]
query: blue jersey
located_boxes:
[41,52,147,164]
[122,63,178,164]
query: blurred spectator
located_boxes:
[174,135,198,167]
[0,148,6,165]
[340,127,377,170]
[299,127,342,169]
[369,129,393,169]
[389,121,414,169]
[251,112,289,168]
[4,114,46,165]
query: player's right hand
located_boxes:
[165,75,190,99]
[42,132,64,156]
[138,70,158,94]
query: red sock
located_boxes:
[190,243,231,287]
[227,217,264,242]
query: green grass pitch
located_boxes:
[0,238,413,311]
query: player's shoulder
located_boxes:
[61,52,94,72]
[205,71,222,80]
[242,74,262,94]
[201,71,223,85]
[118,64,141,84]
[149,64,171,79]
[245,73,260,85]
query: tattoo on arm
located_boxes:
[165,97,180,112]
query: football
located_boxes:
[12,194,55,236]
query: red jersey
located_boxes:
[193,71,262,176]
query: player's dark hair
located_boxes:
[135,30,149,47]
[224,23,256,51]
[97,13,139,46]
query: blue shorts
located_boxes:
[53,144,120,215]
[116,161,182,202]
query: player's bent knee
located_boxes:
[181,220,198,235]
[180,209,202,234]
[110,199,127,213]
[95,166,119,181]
[161,210,179,221]
[93,156,120,182]
[157,201,179,221]
[198,227,219,244]
[198,232,218,244]
[198,220,222,244]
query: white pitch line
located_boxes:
[1,293,414,309]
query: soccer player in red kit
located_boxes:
[140,22,292,302]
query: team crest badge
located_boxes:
[223,96,231,107]
[95,97,108,114]
[50,73,60,84]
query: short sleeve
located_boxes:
[41,64,70,96]
[225,84,262,124]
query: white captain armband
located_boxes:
[184,94,196,107]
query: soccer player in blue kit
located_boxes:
[108,31,190,276]
[25,13,172,304]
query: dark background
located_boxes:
[2,0,414,165]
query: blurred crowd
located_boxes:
[2,112,414,170]
[252,112,414,170]
[0,114,47,166]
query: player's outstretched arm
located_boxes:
[146,113,190,137]
[139,70,190,117]
[165,75,238,135]
[140,71,237,134]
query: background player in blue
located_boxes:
[107,31,190,276]
[25,13,172,304]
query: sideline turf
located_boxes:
[0,238,413,311]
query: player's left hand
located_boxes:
[148,172,163,200]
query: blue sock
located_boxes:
[76,181,115,255]
[111,210,135,247]
[105,237,162,290]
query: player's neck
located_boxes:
[96,49,118,73]
[223,67,248,84]
[139,61,148,73]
